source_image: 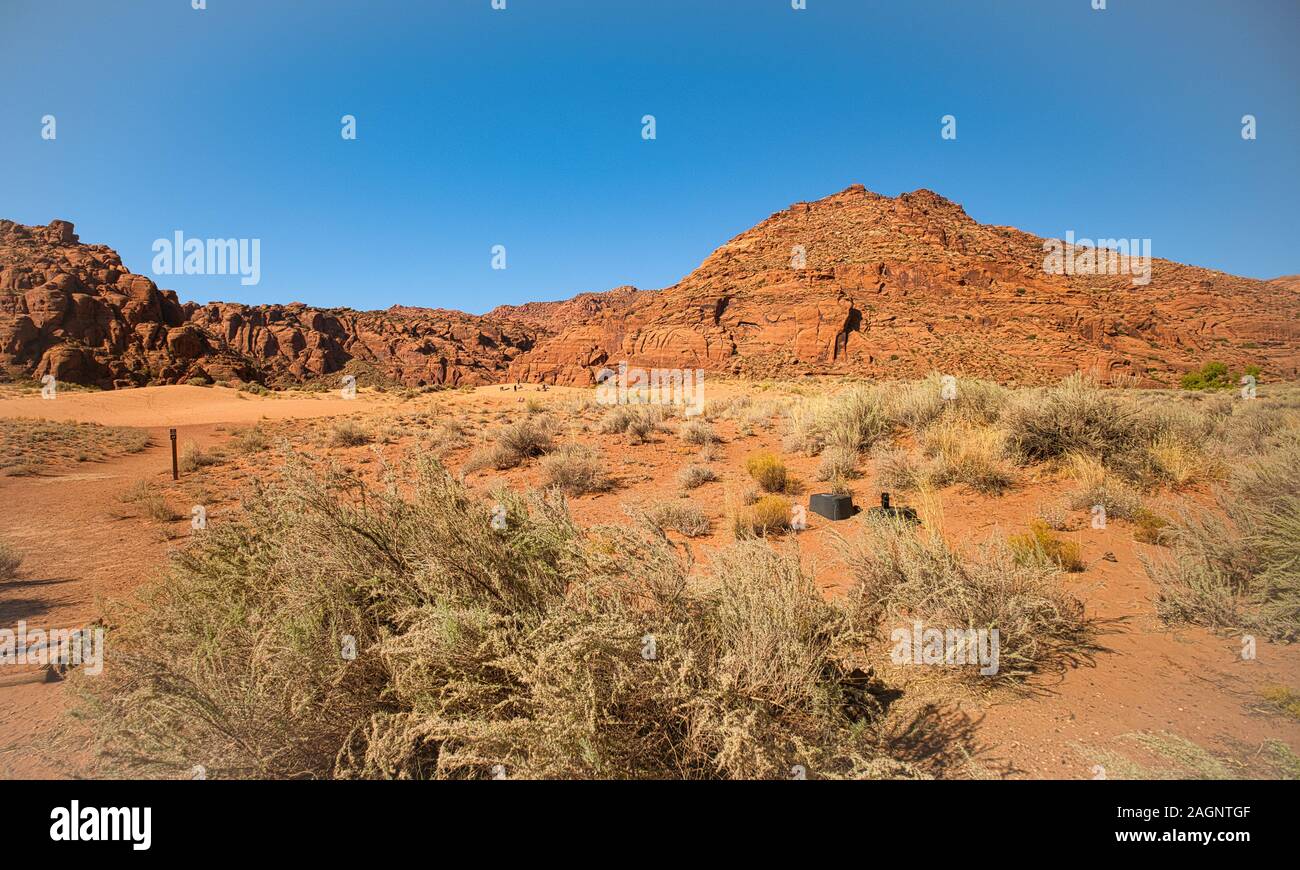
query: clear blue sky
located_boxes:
[1,0,1296,313]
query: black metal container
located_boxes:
[809,492,854,521]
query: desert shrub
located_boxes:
[872,445,924,493]
[745,451,789,493]
[677,463,718,490]
[1146,433,1217,488]
[232,426,269,454]
[888,374,1008,432]
[1008,520,1085,572]
[140,494,182,523]
[329,419,373,448]
[186,376,212,387]
[816,445,860,482]
[541,444,611,495]
[72,456,918,780]
[696,441,723,463]
[1261,686,1300,720]
[1131,507,1170,545]
[489,417,554,467]
[1179,361,1259,391]
[178,441,220,474]
[836,516,1092,684]
[1003,374,1149,473]
[639,500,710,538]
[679,418,715,446]
[785,387,890,455]
[1147,443,1300,641]
[0,538,21,580]
[600,405,666,442]
[734,494,792,538]
[1064,454,1145,521]
[918,420,1016,494]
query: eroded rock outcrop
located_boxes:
[3,185,1296,390]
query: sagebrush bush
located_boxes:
[1003,374,1149,473]
[541,444,611,495]
[72,456,919,780]
[497,417,554,463]
[600,405,666,442]
[816,445,860,482]
[785,387,890,455]
[836,516,1092,684]
[679,418,715,445]
[329,419,373,448]
[1064,453,1145,521]
[1146,433,1217,489]
[872,445,924,493]
[638,499,710,537]
[232,426,269,454]
[887,373,1008,432]
[677,463,718,490]
[745,451,789,493]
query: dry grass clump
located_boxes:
[0,538,21,580]
[178,441,221,474]
[637,499,710,538]
[72,456,918,780]
[1147,442,1300,642]
[1064,453,1145,521]
[1003,374,1148,473]
[329,419,373,448]
[541,444,611,495]
[115,478,183,522]
[733,494,792,538]
[836,516,1092,685]
[1008,520,1085,572]
[232,426,270,454]
[816,445,860,482]
[887,373,1009,432]
[678,418,716,445]
[0,417,150,475]
[745,450,789,493]
[599,405,667,442]
[676,463,718,490]
[1145,433,1218,488]
[785,386,890,455]
[917,420,1017,494]
[872,445,924,493]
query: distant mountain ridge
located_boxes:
[2,185,1296,390]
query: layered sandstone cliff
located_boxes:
[2,185,1296,390]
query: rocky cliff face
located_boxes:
[503,185,1299,386]
[0,219,538,388]
[3,185,1296,390]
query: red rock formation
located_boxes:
[0,219,538,388]
[2,186,1296,390]
[505,185,1300,386]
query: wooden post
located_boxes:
[170,428,179,480]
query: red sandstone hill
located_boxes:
[2,186,1297,390]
